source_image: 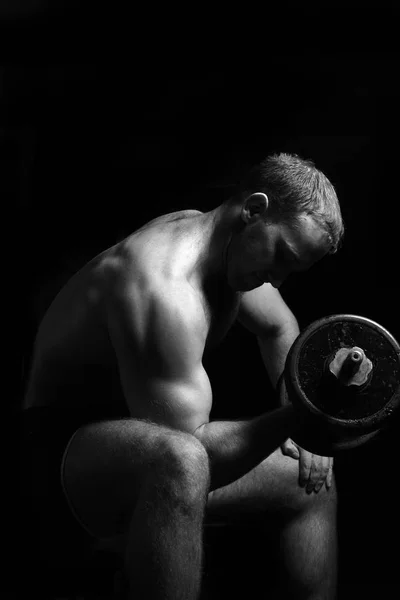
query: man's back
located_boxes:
[23,209,237,417]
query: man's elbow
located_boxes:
[193,422,207,442]
[257,316,300,346]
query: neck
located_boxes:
[194,201,240,289]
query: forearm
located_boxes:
[194,405,301,491]
[257,321,300,405]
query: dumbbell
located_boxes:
[281,314,400,455]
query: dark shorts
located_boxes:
[19,407,103,565]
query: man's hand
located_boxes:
[281,438,333,493]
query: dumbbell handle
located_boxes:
[328,346,372,386]
[340,347,364,376]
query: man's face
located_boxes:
[226,215,330,292]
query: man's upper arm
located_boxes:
[238,283,298,338]
[105,274,212,434]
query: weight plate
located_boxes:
[285,315,400,435]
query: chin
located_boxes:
[250,281,264,291]
[227,270,263,292]
[238,280,264,292]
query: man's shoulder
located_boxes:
[100,249,207,330]
[103,266,208,362]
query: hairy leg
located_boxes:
[207,448,337,600]
[63,419,210,600]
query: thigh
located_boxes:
[206,448,335,522]
[62,418,193,539]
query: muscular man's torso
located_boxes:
[23,210,241,416]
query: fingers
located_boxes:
[281,438,300,460]
[298,450,312,488]
[325,458,334,490]
[298,450,334,494]
[310,456,331,494]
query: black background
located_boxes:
[4,2,400,598]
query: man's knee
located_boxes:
[63,421,210,538]
[153,431,210,505]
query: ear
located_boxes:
[241,192,269,224]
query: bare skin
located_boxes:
[23,194,337,599]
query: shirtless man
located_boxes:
[22,152,344,599]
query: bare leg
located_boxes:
[207,448,337,600]
[63,419,210,600]
[278,489,337,600]
[124,436,210,599]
